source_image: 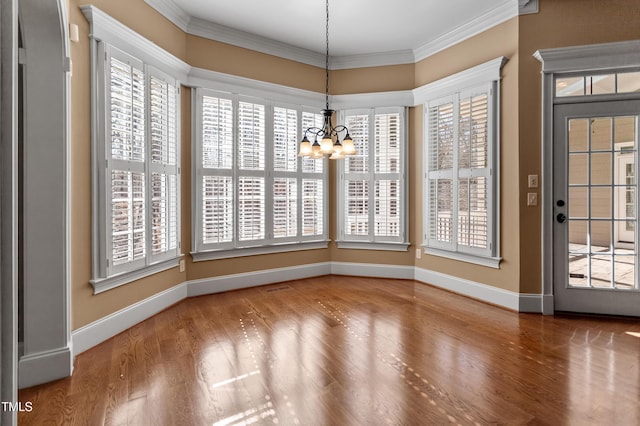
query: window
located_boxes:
[91,43,181,292]
[193,89,327,260]
[421,58,504,267]
[555,71,640,97]
[337,107,409,250]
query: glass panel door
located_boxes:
[554,101,640,316]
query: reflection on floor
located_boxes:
[18,276,640,425]
[569,243,636,289]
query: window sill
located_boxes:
[191,240,330,262]
[422,246,502,268]
[336,241,410,252]
[90,255,183,294]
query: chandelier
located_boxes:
[298,0,356,160]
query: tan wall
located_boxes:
[69,0,640,330]
[331,64,415,95]
[518,0,640,293]
[413,18,521,293]
[68,0,334,329]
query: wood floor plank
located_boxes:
[18,276,640,425]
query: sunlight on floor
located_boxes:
[213,402,276,426]
[625,331,640,338]
[210,370,261,390]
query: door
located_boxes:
[554,100,640,316]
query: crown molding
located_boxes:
[143,0,520,70]
[534,39,640,73]
[413,56,508,104]
[81,5,191,80]
[330,50,416,70]
[519,0,539,15]
[187,17,327,68]
[413,0,516,63]
[144,0,190,31]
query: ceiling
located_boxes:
[148,0,525,67]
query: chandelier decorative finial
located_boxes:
[298,0,356,160]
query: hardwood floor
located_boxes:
[18,276,640,425]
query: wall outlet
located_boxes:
[416,248,422,259]
[528,174,539,188]
[527,192,538,206]
[179,259,185,272]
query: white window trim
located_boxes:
[88,39,182,293]
[336,106,409,251]
[192,88,330,259]
[421,57,506,267]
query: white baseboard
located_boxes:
[519,293,544,313]
[19,346,73,389]
[415,266,542,312]
[72,262,543,358]
[331,261,415,279]
[187,262,332,297]
[72,282,188,356]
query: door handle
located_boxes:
[557,213,567,223]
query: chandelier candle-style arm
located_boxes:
[297,0,357,160]
[298,109,355,158]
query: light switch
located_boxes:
[528,174,539,188]
[527,192,538,206]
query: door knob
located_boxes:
[557,213,567,223]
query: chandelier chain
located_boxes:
[325,0,330,110]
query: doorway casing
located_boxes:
[535,39,640,315]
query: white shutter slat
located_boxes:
[427,101,455,246]
[111,170,146,265]
[238,177,265,241]
[345,179,369,236]
[458,93,489,249]
[238,102,265,171]
[345,114,369,174]
[202,176,233,244]
[302,179,323,236]
[150,77,177,166]
[202,96,233,170]
[274,107,298,172]
[149,74,179,258]
[273,178,298,238]
[375,113,400,174]
[110,58,146,163]
[151,173,178,254]
[374,179,400,237]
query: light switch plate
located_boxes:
[527,192,538,206]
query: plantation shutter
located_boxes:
[108,51,146,272]
[301,111,325,238]
[201,95,234,246]
[458,93,489,249]
[149,69,179,261]
[427,98,455,248]
[374,112,401,238]
[426,89,492,255]
[273,107,298,240]
[340,108,406,245]
[238,101,266,242]
[92,41,183,289]
[344,114,370,237]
